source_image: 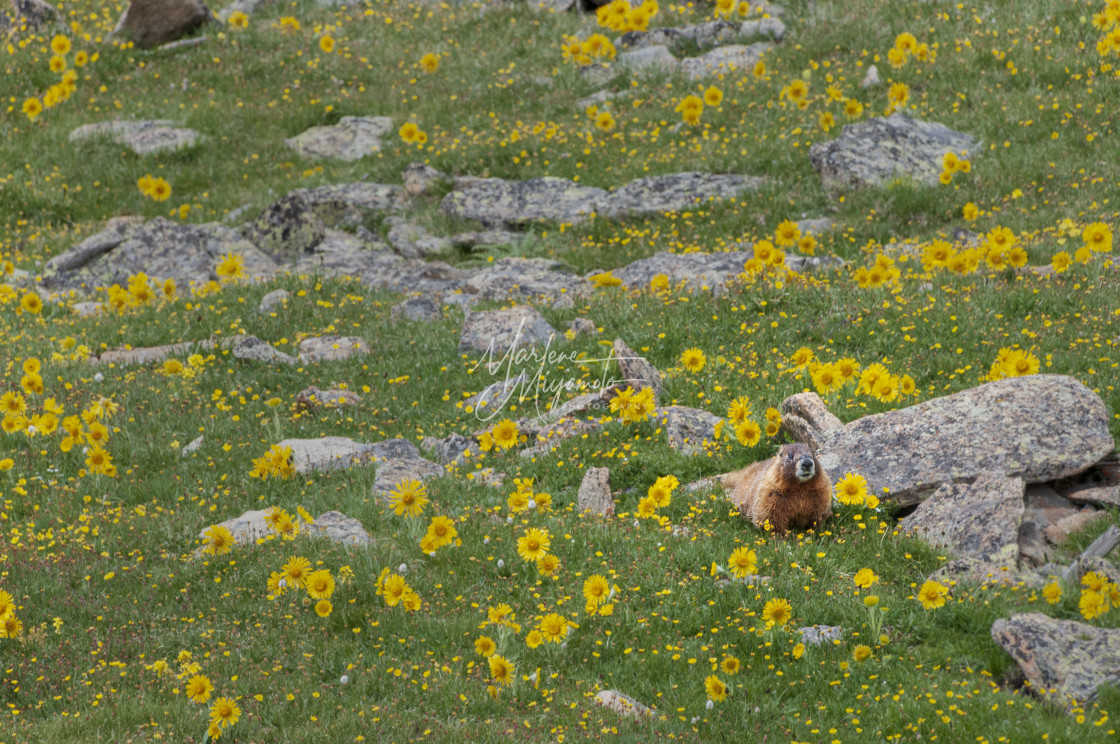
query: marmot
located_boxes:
[725,443,832,535]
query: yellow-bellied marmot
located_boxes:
[725,443,832,535]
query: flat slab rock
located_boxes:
[440,176,606,227]
[594,690,652,718]
[43,217,276,290]
[440,172,762,227]
[798,625,844,645]
[680,43,772,80]
[298,335,371,363]
[69,120,202,155]
[799,375,1113,507]
[809,113,979,190]
[279,436,425,474]
[286,116,393,162]
[459,306,559,355]
[198,508,371,550]
[992,613,1120,704]
[901,472,1024,566]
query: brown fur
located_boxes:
[726,443,832,534]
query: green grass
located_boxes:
[2,0,1120,741]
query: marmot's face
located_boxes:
[778,443,817,483]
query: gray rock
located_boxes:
[227,335,296,365]
[304,510,372,547]
[43,218,276,291]
[402,162,450,196]
[251,193,326,259]
[115,0,212,49]
[285,116,393,162]
[216,0,272,20]
[294,229,397,279]
[298,335,371,363]
[280,436,422,474]
[785,255,846,274]
[787,376,1113,507]
[797,217,833,235]
[1018,485,1080,566]
[199,508,370,550]
[612,338,663,396]
[612,250,752,292]
[901,473,1024,566]
[93,339,209,366]
[449,229,521,250]
[577,466,614,516]
[463,372,529,414]
[1055,459,1120,508]
[391,296,442,322]
[440,176,607,227]
[576,89,623,109]
[519,417,602,458]
[992,613,1120,704]
[618,44,678,74]
[458,306,558,355]
[594,690,651,718]
[69,120,202,156]
[568,318,597,336]
[295,386,360,411]
[181,435,204,455]
[680,43,771,80]
[861,64,881,88]
[71,301,103,317]
[258,289,290,314]
[527,0,574,10]
[617,27,686,51]
[297,182,407,228]
[371,451,444,498]
[421,432,476,464]
[387,221,451,259]
[2,0,56,31]
[658,405,720,456]
[809,113,979,190]
[1044,510,1106,545]
[798,625,844,645]
[740,16,785,40]
[464,257,588,301]
[599,172,765,219]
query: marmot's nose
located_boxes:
[798,456,814,470]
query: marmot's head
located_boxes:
[777,443,818,483]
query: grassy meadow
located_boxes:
[2,0,1120,741]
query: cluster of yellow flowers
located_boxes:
[712,396,765,447]
[987,347,1041,381]
[507,477,553,514]
[583,573,617,616]
[100,272,176,313]
[636,474,678,518]
[608,384,655,423]
[561,33,616,67]
[160,353,210,378]
[21,35,92,121]
[398,121,428,146]
[264,504,315,540]
[249,444,296,479]
[712,0,755,18]
[418,52,441,72]
[743,239,789,275]
[888,31,934,68]
[376,567,422,611]
[0,588,22,640]
[790,348,915,403]
[137,174,172,202]
[595,0,658,32]
[674,86,723,125]
[162,652,241,739]
[1093,0,1120,56]
[938,151,973,185]
[227,10,249,29]
[2,373,120,476]
[478,418,520,451]
[852,253,902,288]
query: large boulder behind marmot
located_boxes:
[115,0,212,49]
